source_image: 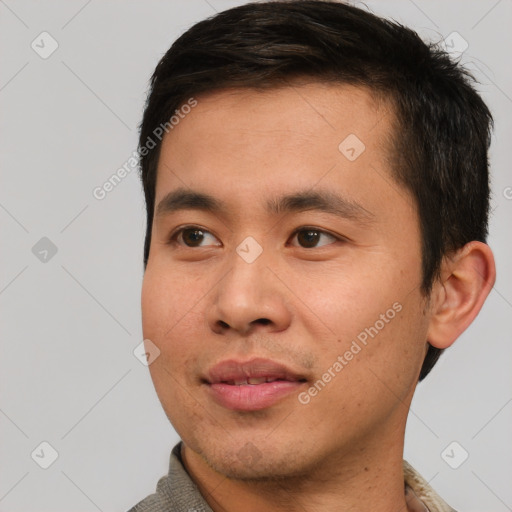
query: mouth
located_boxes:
[204,358,308,411]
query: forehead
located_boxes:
[155,83,399,210]
[164,82,391,147]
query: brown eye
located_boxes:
[182,228,205,247]
[175,227,221,247]
[291,228,338,248]
[297,230,320,248]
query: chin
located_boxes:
[193,436,316,481]
[207,455,307,482]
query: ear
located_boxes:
[427,241,496,349]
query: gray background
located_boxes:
[1,1,511,510]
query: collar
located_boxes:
[403,460,458,512]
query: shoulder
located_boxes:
[127,443,213,512]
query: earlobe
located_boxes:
[427,241,496,349]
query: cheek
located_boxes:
[298,300,428,442]
[299,269,427,396]
[141,267,207,425]
[142,260,202,337]
[345,298,427,398]
[141,263,210,375]
[141,267,171,340]
[291,264,400,343]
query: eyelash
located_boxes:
[168,225,343,248]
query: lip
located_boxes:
[204,357,307,411]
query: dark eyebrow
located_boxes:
[266,190,375,224]
[155,187,374,224]
[156,188,225,217]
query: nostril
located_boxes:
[215,318,272,333]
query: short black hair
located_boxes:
[138,0,493,381]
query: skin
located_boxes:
[141,83,495,512]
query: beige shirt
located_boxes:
[404,460,457,512]
[129,444,458,512]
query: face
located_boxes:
[142,83,431,480]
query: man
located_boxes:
[129,1,496,511]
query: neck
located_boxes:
[181,425,409,512]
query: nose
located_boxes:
[207,251,292,336]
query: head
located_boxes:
[139,1,495,480]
